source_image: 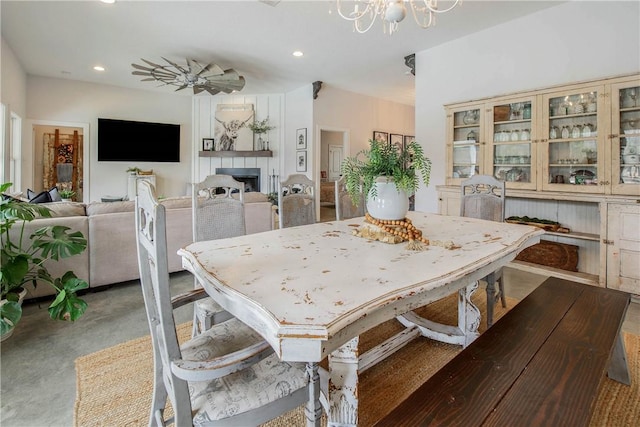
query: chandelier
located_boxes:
[131,58,245,95]
[336,0,460,34]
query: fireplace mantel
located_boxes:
[199,150,273,158]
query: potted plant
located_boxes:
[1,182,89,340]
[59,189,75,202]
[248,117,275,151]
[342,138,431,220]
[126,166,141,175]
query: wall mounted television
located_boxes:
[98,118,181,162]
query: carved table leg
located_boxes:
[459,280,480,348]
[305,362,322,427]
[328,337,359,427]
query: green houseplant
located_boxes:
[59,189,75,201]
[341,138,432,216]
[1,183,89,339]
[248,117,275,151]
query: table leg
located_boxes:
[328,337,359,426]
[396,280,480,347]
[459,280,481,347]
[305,363,322,427]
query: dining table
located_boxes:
[178,212,543,426]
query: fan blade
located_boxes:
[161,57,188,74]
[174,84,188,92]
[141,78,157,82]
[131,63,156,72]
[192,86,205,95]
[204,69,241,83]
[140,58,167,69]
[198,63,225,78]
[205,76,246,91]
[150,69,180,78]
[204,86,221,96]
[132,71,156,76]
[186,59,203,74]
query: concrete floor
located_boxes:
[1,268,638,427]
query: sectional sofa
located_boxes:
[14,193,275,299]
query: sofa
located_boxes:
[13,193,275,299]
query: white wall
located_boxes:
[414,1,640,213]
[285,85,314,180]
[314,84,415,158]
[1,37,27,184]
[26,76,192,201]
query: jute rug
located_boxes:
[74,293,639,426]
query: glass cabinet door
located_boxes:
[611,80,640,195]
[486,97,536,189]
[541,85,605,193]
[446,105,484,185]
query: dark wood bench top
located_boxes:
[375,278,631,427]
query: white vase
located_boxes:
[366,177,409,220]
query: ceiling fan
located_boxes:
[131,57,246,95]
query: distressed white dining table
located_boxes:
[178,212,543,426]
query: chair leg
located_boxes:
[498,276,507,308]
[149,347,168,427]
[485,275,496,328]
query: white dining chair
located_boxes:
[135,180,323,426]
[334,175,365,220]
[460,174,506,327]
[191,175,245,336]
[278,174,317,228]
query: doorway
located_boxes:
[315,126,350,222]
[31,120,89,202]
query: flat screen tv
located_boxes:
[98,118,180,162]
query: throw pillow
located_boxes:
[28,190,53,204]
[27,186,62,202]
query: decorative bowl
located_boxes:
[623,154,639,164]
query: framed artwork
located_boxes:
[296,128,307,149]
[373,131,388,145]
[202,138,214,151]
[390,133,403,151]
[214,104,254,151]
[296,151,307,172]
[403,135,415,147]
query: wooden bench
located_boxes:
[375,278,631,427]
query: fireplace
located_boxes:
[216,168,260,192]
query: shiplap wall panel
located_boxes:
[193,94,283,193]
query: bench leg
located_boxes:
[608,332,631,386]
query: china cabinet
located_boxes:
[441,73,640,294]
[605,203,640,295]
[486,95,538,190]
[611,81,640,196]
[445,104,484,186]
[541,84,606,194]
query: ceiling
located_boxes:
[1,1,562,106]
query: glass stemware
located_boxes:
[629,88,637,108]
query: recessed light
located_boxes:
[292,51,304,57]
[100,0,116,4]
[93,65,105,72]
